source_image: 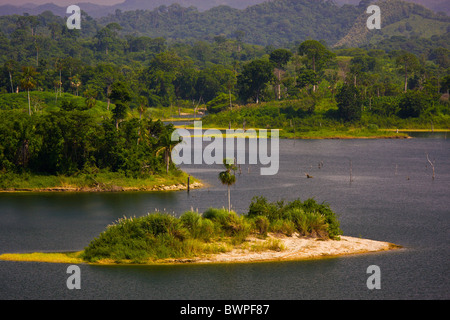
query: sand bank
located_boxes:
[176,234,401,264]
[0,234,401,265]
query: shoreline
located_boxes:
[180,235,401,265]
[0,234,402,266]
[0,181,204,193]
[173,125,413,139]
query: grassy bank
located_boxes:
[281,128,411,139]
[0,170,201,192]
[178,124,410,139]
[200,98,449,139]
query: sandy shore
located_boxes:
[0,234,401,265]
[194,235,399,264]
[160,233,401,265]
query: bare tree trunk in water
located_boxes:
[426,153,435,180]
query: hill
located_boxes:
[0,0,447,48]
[0,0,264,18]
[97,0,361,47]
[0,0,448,18]
[334,0,450,48]
[95,0,448,47]
[336,0,450,15]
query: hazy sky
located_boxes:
[0,0,124,6]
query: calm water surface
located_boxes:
[0,136,449,300]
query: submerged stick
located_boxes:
[426,153,435,180]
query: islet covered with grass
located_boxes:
[80,196,342,264]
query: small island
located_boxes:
[0,197,401,265]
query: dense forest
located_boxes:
[0,0,448,47]
[0,1,448,182]
[96,0,449,48]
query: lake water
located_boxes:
[0,135,449,300]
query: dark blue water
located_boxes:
[0,137,449,300]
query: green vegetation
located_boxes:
[0,95,188,190]
[80,196,342,264]
[201,94,449,138]
[90,0,448,48]
[0,1,448,188]
[0,170,193,191]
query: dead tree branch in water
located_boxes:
[426,153,435,180]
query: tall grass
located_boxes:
[81,197,342,264]
[247,196,342,239]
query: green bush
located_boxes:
[247,196,342,239]
[270,219,296,236]
[203,207,251,242]
[253,216,270,236]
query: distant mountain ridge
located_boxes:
[0,0,448,18]
[0,0,262,18]
[0,0,448,48]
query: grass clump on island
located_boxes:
[80,196,342,264]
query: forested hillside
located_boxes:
[95,0,360,47]
[0,0,448,18]
[0,0,448,48]
[0,0,448,181]
[96,0,450,47]
[334,0,449,48]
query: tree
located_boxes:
[349,55,376,86]
[95,23,122,55]
[83,86,98,109]
[298,40,334,92]
[89,63,119,110]
[269,48,292,99]
[194,65,236,103]
[141,52,184,107]
[335,83,362,121]
[233,30,245,53]
[218,158,237,212]
[396,52,420,93]
[20,66,37,116]
[70,74,81,96]
[109,81,131,129]
[156,125,179,174]
[397,91,428,118]
[296,68,318,92]
[54,57,64,98]
[4,60,17,93]
[238,59,274,103]
[440,74,450,94]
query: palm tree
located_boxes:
[70,74,81,96]
[20,66,37,116]
[156,130,180,174]
[219,158,237,212]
